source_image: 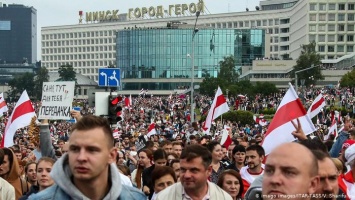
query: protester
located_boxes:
[262,143,319,200]
[0,148,15,199]
[329,118,353,157]
[132,148,153,189]
[28,115,146,199]
[226,145,246,172]
[20,157,56,200]
[156,144,232,200]
[339,144,355,199]
[169,159,181,181]
[0,148,30,199]
[217,170,244,200]
[206,141,226,184]
[151,166,177,200]
[240,145,265,197]
[24,161,37,186]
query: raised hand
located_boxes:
[291,118,307,141]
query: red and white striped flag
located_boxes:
[324,119,337,140]
[1,90,35,147]
[307,93,326,119]
[261,84,316,155]
[220,125,232,148]
[124,95,132,108]
[202,87,229,134]
[147,122,156,137]
[0,93,8,117]
[253,114,268,126]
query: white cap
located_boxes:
[345,144,355,165]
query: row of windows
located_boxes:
[42,53,115,62]
[42,46,115,54]
[44,60,112,69]
[205,18,285,29]
[317,45,354,53]
[309,24,354,32]
[310,3,355,11]
[309,34,355,43]
[309,13,355,21]
[42,38,114,48]
[42,30,117,40]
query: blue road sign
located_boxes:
[98,68,121,87]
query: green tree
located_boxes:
[58,64,77,82]
[253,82,279,96]
[199,77,221,96]
[34,67,49,100]
[8,73,35,98]
[291,42,324,87]
[218,55,238,85]
[340,69,355,87]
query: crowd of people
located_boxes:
[0,85,355,199]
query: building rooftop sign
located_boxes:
[79,0,204,23]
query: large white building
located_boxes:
[41,0,355,82]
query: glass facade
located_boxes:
[116,28,265,90]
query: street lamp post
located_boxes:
[190,11,200,123]
[295,65,315,92]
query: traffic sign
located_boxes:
[98,68,121,87]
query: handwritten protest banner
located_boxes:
[38,81,75,120]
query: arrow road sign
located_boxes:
[98,68,121,87]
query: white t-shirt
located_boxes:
[119,172,133,187]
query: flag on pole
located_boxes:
[220,125,232,148]
[0,93,8,117]
[1,90,35,147]
[202,87,229,134]
[307,93,326,119]
[147,122,156,137]
[124,96,131,107]
[261,83,316,155]
[324,119,337,141]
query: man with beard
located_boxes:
[240,145,265,198]
[311,150,344,200]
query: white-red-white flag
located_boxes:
[324,119,337,141]
[307,93,326,119]
[147,122,156,137]
[253,114,268,126]
[0,93,8,117]
[1,90,35,147]
[220,126,232,148]
[261,83,316,155]
[202,87,229,134]
[129,94,132,107]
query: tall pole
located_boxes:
[295,65,315,92]
[190,11,200,123]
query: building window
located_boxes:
[338,35,344,42]
[318,45,325,52]
[339,4,345,10]
[328,35,335,42]
[328,14,335,21]
[274,46,278,51]
[309,35,316,42]
[329,4,336,10]
[348,14,355,21]
[269,19,273,26]
[309,14,316,21]
[319,3,326,10]
[338,24,345,31]
[347,45,354,52]
[239,22,243,27]
[268,28,273,34]
[274,28,279,34]
[328,46,334,52]
[338,14,345,21]
[245,21,249,27]
[349,4,355,10]
[263,20,267,26]
[348,35,354,42]
[328,24,335,31]
[348,25,354,31]
[338,45,344,52]
[275,19,279,25]
[318,25,326,32]
[310,3,317,10]
[318,35,325,42]
[319,14,326,21]
[233,22,238,27]
[309,25,316,32]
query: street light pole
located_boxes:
[295,65,315,92]
[190,11,200,123]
